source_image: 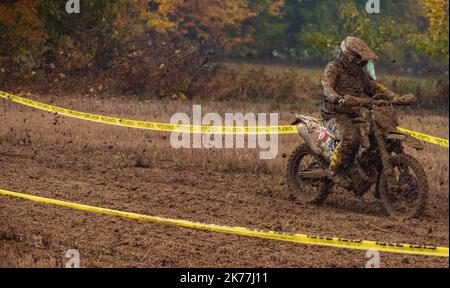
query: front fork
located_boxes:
[373,125,396,189]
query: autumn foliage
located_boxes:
[408,0,449,61]
[0,0,47,71]
[0,0,448,100]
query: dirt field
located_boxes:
[0,94,448,267]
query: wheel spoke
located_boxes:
[288,147,330,203]
[380,155,425,219]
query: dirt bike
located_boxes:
[287,94,428,219]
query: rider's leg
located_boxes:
[326,115,360,186]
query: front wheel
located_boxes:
[378,153,428,219]
[286,144,331,204]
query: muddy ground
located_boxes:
[0,95,448,267]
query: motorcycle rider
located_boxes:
[321,36,399,187]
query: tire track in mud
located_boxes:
[0,144,448,267]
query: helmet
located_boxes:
[340,36,379,66]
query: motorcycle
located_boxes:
[287,94,428,219]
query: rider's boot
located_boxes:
[329,144,352,189]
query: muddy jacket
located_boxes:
[320,60,398,120]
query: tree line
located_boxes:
[0,0,448,98]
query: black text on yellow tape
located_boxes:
[396,127,448,148]
[0,188,448,257]
[1,90,448,147]
[0,91,295,135]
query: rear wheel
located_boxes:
[287,144,331,204]
[378,154,428,219]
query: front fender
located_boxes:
[386,131,424,150]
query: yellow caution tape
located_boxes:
[0,91,295,135]
[0,90,448,147]
[0,188,448,257]
[396,127,449,148]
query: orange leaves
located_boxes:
[114,0,261,50]
[268,0,285,17]
[423,0,449,38]
[0,0,47,42]
[408,0,449,61]
[179,0,255,49]
[0,0,47,70]
[145,0,182,33]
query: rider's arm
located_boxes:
[321,62,343,104]
[366,77,399,100]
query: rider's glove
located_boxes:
[338,98,346,105]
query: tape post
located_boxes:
[1,90,448,147]
[0,188,448,257]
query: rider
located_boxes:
[321,36,399,187]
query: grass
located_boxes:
[225,61,442,85]
[1,94,448,193]
[0,61,448,268]
[1,62,447,184]
[223,62,448,112]
[224,62,324,79]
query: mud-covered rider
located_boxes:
[321,36,399,187]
